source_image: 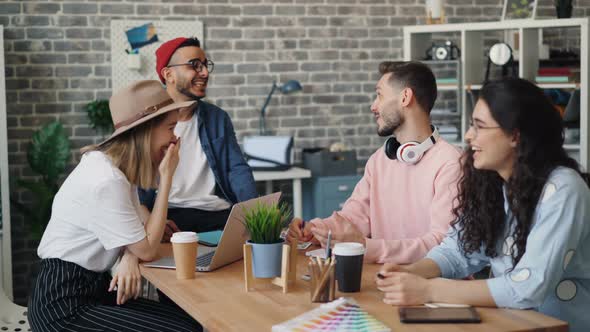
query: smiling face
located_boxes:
[370,73,403,137]
[465,99,517,179]
[167,46,209,100]
[150,111,179,165]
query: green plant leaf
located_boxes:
[27,121,70,186]
[243,201,291,244]
[13,179,57,240]
[85,100,113,135]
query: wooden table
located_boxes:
[141,245,567,332]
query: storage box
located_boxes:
[302,148,357,176]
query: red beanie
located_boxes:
[155,37,188,84]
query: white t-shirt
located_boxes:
[37,151,146,272]
[168,116,231,211]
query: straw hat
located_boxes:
[99,80,195,146]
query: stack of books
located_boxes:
[535,67,580,83]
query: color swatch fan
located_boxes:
[272,297,390,332]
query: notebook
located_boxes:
[272,298,390,332]
[197,230,223,247]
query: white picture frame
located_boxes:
[502,0,537,20]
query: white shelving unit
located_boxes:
[404,18,589,170]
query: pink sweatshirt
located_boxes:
[313,139,461,264]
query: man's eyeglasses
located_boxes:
[469,120,501,135]
[167,59,214,73]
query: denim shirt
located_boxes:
[426,167,590,332]
[138,100,257,209]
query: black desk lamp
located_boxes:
[259,80,302,135]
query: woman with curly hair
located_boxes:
[376,77,590,331]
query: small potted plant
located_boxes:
[243,201,290,278]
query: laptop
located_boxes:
[145,192,281,272]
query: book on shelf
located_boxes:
[538,67,573,76]
[536,65,580,84]
[535,76,571,83]
[436,78,458,84]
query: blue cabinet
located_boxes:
[302,175,362,221]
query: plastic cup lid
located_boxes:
[170,231,198,243]
[333,242,365,256]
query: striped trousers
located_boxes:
[29,259,202,332]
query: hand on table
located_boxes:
[311,212,366,247]
[287,217,318,244]
[376,264,432,306]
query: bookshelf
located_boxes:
[404,18,589,170]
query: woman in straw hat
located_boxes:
[29,80,202,331]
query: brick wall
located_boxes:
[2,0,588,304]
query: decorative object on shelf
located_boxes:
[555,0,573,18]
[243,201,291,278]
[84,100,113,136]
[11,121,70,240]
[425,0,445,24]
[484,42,517,83]
[259,80,302,136]
[502,0,537,20]
[425,41,460,61]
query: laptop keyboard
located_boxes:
[197,250,215,267]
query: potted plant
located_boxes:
[243,201,290,278]
[85,100,113,136]
[555,0,573,18]
[11,121,70,239]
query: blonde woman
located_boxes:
[29,81,201,331]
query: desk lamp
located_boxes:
[259,80,302,135]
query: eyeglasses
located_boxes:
[469,120,501,135]
[167,58,214,73]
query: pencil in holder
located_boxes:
[309,257,336,303]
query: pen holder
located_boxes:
[126,53,141,70]
[309,258,336,303]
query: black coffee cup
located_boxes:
[334,242,365,293]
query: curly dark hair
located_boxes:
[452,78,580,269]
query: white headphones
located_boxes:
[383,125,440,164]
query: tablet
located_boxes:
[399,307,481,324]
[197,230,222,247]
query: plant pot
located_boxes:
[248,240,284,278]
[555,5,573,18]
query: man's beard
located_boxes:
[176,79,205,101]
[178,87,203,101]
[377,112,402,137]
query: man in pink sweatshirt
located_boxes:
[289,61,461,264]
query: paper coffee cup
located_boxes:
[334,242,365,292]
[171,232,198,280]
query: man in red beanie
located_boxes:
[139,37,257,239]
